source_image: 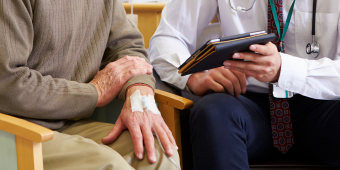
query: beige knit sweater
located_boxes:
[0,0,155,129]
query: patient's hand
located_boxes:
[187,67,247,97]
[90,56,153,107]
[101,85,177,164]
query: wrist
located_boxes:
[90,82,103,107]
[187,73,201,95]
[186,75,195,93]
[272,52,283,82]
[126,83,154,97]
[271,66,281,83]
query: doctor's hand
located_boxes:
[101,85,177,164]
[187,67,247,97]
[223,42,281,82]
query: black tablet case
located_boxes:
[178,33,277,76]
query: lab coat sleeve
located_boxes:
[148,0,217,90]
[278,41,340,100]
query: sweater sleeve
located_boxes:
[0,1,98,120]
[101,0,155,101]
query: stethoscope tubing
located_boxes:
[312,0,316,36]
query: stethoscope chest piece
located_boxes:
[306,39,320,58]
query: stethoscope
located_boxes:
[229,0,320,58]
[305,0,320,58]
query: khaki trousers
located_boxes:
[42,119,180,170]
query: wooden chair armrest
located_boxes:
[123,3,166,12]
[154,89,193,110]
[154,89,193,170]
[0,113,54,143]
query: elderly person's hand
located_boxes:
[90,56,177,163]
[101,85,177,163]
[223,42,282,82]
[90,56,153,107]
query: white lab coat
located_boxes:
[148,0,340,100]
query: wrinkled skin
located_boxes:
[90,56,153,107]
[90,56,177,163]
[102,85,177,163]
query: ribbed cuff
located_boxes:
[118,74,156,101]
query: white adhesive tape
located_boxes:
[130,90,160,115]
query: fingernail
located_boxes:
[224,66,230,69]
[168,148,174,155]
[233,53,240,58]
[250,45,256,50]
[150,155,156,162]
[224,62,231,66]
[137,153,143,159]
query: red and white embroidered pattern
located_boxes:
[268,0,294,154]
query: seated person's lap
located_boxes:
[190,92,340,169]
[43,119,180,170]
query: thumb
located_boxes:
[102,118,125,144]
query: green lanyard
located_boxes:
[269,0,296,52]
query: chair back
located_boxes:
[0,130,18,170]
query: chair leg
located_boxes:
[16,136,43,170]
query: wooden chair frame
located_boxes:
[0,113,54,170]
[0,89,192,170]
[155,89,193,169]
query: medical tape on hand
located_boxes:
[131,90,180,170]
[130,90,160,115]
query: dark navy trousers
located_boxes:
[189,92,340,170]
